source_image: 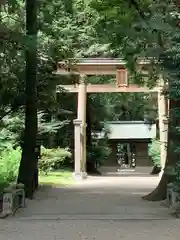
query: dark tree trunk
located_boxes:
[86,96,92,147]
[86,96,96,173]
[17,0,38,199]
[143,99,177,201]
[34,167,39,190]
[86,96,93,173]
[142,172,175,201]
[86,96,101,174]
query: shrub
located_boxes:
[87,139,111,167]
[148,139,161,167]
[38,146,72,174]
[0,146,21,191]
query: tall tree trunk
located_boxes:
[143,99,177,201]
[86,96,93,173]
[86,96,101,174]
[17,0,38,199]
[86,96,92,147]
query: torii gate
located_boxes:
[55,58,168,179]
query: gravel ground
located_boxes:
[0,168,179,240]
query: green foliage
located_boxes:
[103,93,157,121]
[87,120,111,168]
[0,111,69,148]
[92,0,180,188]
[38,146,72,174]
[0,125,19,150]
[148,139,161,167]
[88,139,111,166]
[3,0,178,190]
[0,145,21,190]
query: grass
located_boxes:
[39,169,74,186]
[0,169,74,194]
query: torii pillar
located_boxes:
[158,77,168,172]
[73,76,87,180]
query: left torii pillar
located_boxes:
[73,76,87,180]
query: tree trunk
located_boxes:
[34,167,39,190]
[86,96,92,147]
[86,97,101,174]
[17,0,38,199]
[143,99,177,201]
[86,96,93,173]
[142,171,175,201]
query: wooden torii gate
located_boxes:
[55,58,168,179]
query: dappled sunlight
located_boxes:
[39,170,74,186]
[13,172,172,221]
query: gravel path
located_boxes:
[0,168,180,240]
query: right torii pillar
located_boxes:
[158,77,169,172]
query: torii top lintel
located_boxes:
[55,58,160,92]
[56,58,148,76]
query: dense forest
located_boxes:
[0,0,180,205]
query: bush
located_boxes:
[39,146,72,174]
[87,139,111,167]
[0,146,21,191]
[148,139,161,167]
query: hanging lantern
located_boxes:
[116,69,128,87]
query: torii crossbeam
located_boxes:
[56,84,159,93]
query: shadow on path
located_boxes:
[13,168,172,220]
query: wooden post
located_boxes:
[73,76,87,179]
[116,69,128,87]
[158,77,168,171]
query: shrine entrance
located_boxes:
[116,142,136,170]
[55,58,168,179]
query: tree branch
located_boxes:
[128,0,147,19]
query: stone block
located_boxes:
[167,183,173,207]
[2,193,13,215]
[16,183,25,189]
[166,183,180,209]
[2,188,25,217]
[72,172,88,180]
[171,191,180,209]
[10,183,17,189]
